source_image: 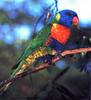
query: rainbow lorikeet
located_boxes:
[1,9,79,91]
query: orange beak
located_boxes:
[72,16,79,26]
[72,16,80,29]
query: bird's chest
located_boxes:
[50,24,71,44]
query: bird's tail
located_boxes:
[0,47,49,94]
[0,67,25,94]
[0,60,38,93]
[0,83,11,94]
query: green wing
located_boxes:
[12,24,52,69]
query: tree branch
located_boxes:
[0,47,91,88]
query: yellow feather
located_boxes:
[21,64,28,69]
[26,58,31,62]
[56,13,61,21]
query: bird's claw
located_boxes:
[55,52,62,58]
[36,54,54,64]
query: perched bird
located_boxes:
[1,9,79,92]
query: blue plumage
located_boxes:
[49,38,64,51]
[58,9,78,27]
[47,10,78,51]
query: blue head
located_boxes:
[51,9,79,28]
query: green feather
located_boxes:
[0,24,53,92]
[12,24,52,70]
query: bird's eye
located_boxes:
[56,13,61,21]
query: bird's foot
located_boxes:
[37,54,54,64]
[55,52,62,58]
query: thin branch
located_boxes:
[54,0,58,13]
[61,47,91,57]
[0,47,91,88]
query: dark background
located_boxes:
[0,0,91,100]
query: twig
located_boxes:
[61,47,91,57]
[0,47,91,88]
[54,0,58,13]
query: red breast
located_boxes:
[51,24,71,45]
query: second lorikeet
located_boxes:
[1,9,79,91]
